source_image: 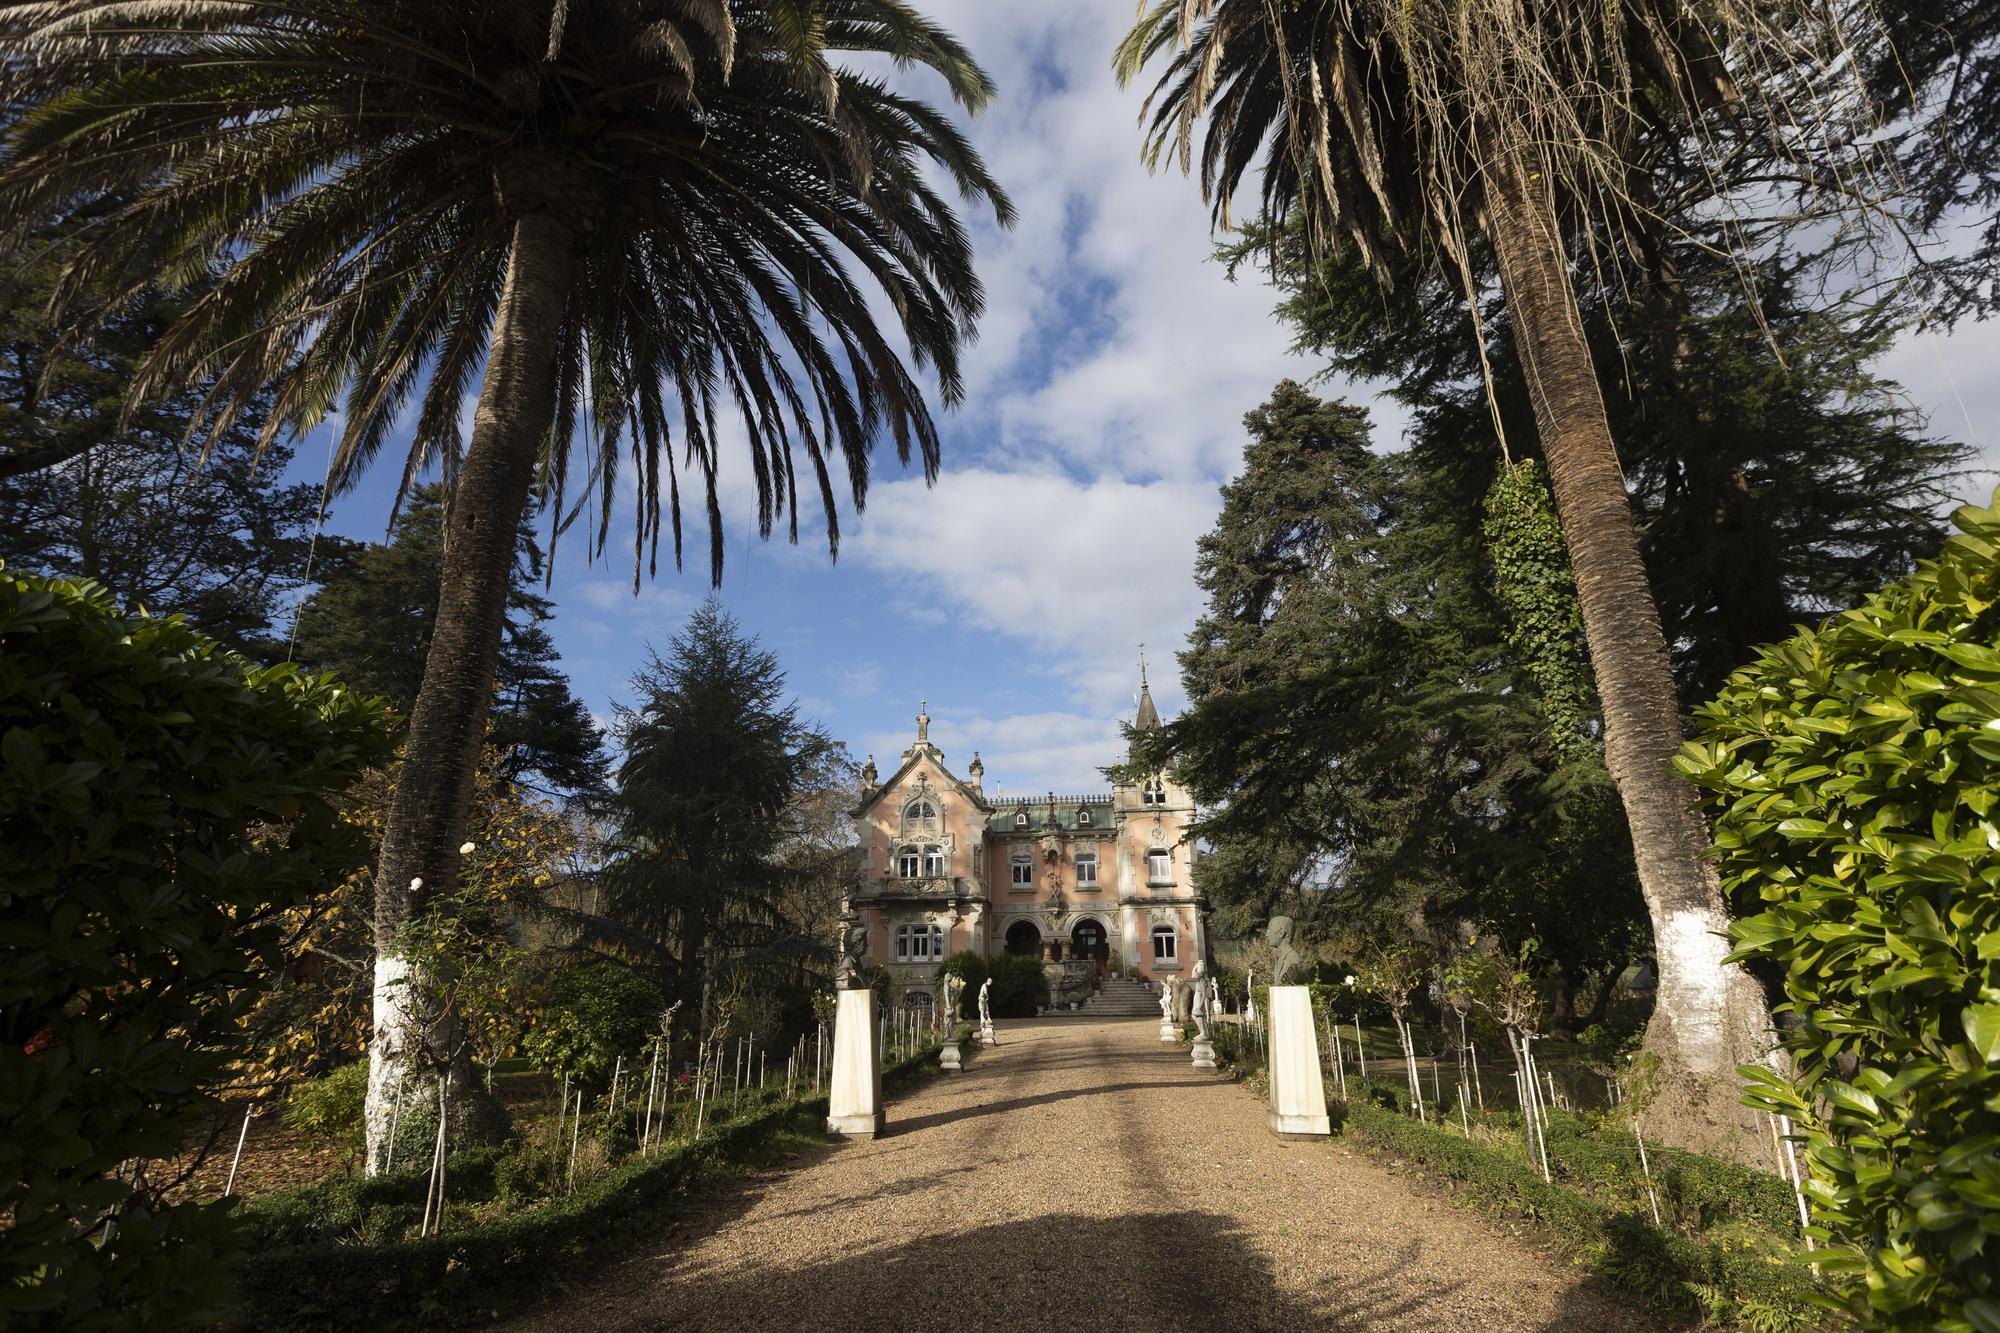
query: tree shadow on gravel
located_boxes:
[889,1080,1217,1136]
[509,1210,1656,1332]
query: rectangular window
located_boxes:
[1075,852,1098,887]
[897,848,919,878]
[1147,850,1172,884]
[1010,854,1033,887]
[973,846,984,876]
[924,847,947,877]
[1151,928,1177,961]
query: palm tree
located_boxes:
[3,0,1010,1167]
[1116,0,1790,1154]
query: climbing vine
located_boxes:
[1483,459,1596,757]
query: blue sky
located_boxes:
[284,2,2000,797]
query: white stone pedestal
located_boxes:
[1190,1037,1216,1070]
[826,988,884,1138]
[979,1022,996,1047]
[1266,985,1330,1138]
[1159,1018,1179,1043]
[939,1038,963,1072]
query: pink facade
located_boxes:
[840,684,1202,1011]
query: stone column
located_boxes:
[827,989,884,1138]
[1267,986,1330,1138]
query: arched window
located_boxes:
[923,845,946,877]
[1013,809,1029,829]
[1074,850,1098,887]
[902,798,939,838]
[1141,778,1166,806]
[1077,806,1092,827]
[1146,848,1172,884]
[1009,851,1034,887]
[1151,925,1178,961]
[897,845,920,878]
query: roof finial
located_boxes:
[1139,642,1148,690]
[916,699,930,744]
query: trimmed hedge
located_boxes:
[1343,1101,1822,1323]
[233,1045,947,1330]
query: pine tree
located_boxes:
[292,486,608,801]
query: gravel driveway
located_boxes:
[498,1017,1666,1332]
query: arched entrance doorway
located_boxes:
[1070,919,1107,962]
[1005,920,1042,956]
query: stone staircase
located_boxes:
[1081,975,1162,1017]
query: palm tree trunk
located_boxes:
[364,211,573,1172]
[1482,149,1770,1160]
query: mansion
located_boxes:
[841,678,1205,1010]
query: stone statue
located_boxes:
[939,974,961,1024]
[837,915,868,988]
[1157,976,1175,1020]
[1189,960,1212,1040]
[1245,967,1258,1025]
[1208,975,1221,1016]
[977,978,992,1026]
[1267,915,1304,985]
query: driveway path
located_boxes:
[500,1017,1663,1332]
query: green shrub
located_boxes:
[0,570,393,1331]
[1678,496,2000,1329]
[281,1064,369,1173]
[935,951,988,1019]
[519,961,663,1090]
[985,952,1048,1018]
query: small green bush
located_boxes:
[1678,496,2000,1329]
[519,961,663,1089]
[985,952,1048,1018]
[0,570,393,1331]
[281,1064,369,1172]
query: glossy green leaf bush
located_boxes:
[519,961,664,1091]
[0,570,394,1330]
[1677,498,2000,1330]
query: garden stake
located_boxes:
[420,1075,448,1237]
[1634,1122,1663,1226]
[566,1090,582,1193]
[641,1039,661,1149]
[1778,1113,1812,1231]
[1354,1018,1366,1076]
[555,1070,570,1167]
[1458,1083,1471,1135]
[225,1103,256,1195]
[609,1055,624,1124]
[1470,1042,1483,1110]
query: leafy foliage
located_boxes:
[985,953,1049,1019]
[291,487,607,800]
[1483,459,1594,757]
[519,963,664,1091]
[0,0,1012,583]
[239,749,577,1088]
[0,214,323,659]
[935,951,988,1020]
[0,569,393,1329]
[593,599,849,1027]
[1136,380,1645,1018]
[280,1065,369,1174]
[1678,497,2000,1328]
